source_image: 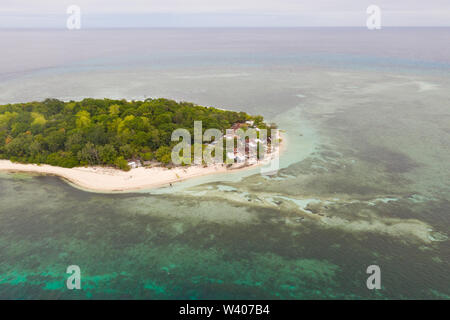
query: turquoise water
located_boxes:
[1,173,448,299]
[0,28,449,299]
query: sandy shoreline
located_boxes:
[0,160,235,192]
[0,134,285,192]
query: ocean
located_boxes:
[0,28,449,299]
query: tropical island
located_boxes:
[0,98,281,191]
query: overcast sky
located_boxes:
[1,0,450,28]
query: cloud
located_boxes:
[1,0,449,27]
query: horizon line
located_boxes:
[1,26,450,30]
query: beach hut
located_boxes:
[235,154,246,163]
[226,152,236,160]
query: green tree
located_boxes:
[99,144,117,164]
[114,156,130,171]
[155,146,172,164]
[77,142,100,165]
[45,129,66,153]
[75,110,91,128]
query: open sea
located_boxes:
[0,28,449,299]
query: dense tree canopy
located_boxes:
[0,98,267,170]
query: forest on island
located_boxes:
[0,98,269,170]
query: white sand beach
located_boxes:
[0,160,254,192]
